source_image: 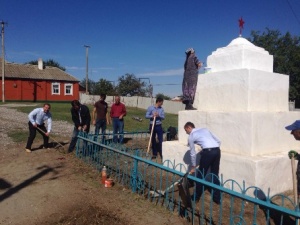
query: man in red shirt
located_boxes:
[110,96,126,143]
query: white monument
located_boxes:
[163,36,300,195]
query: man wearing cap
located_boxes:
[184,121,221,204]
[182,48,202,110]
[285,120,300,195]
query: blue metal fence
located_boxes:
[76,131,300,225]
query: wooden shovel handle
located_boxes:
[291,156,298,205]
[147,116,156,155]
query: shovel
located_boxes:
[149,176,182,198]
[36,126,65,151]
[146,116,156,156]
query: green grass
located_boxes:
[8,129,29,143]
[12,102,178,133]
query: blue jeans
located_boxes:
[95,119,106,144]
[149,124,163,158]
[195,147,221,203]
[112,118,124,143]
[68,127,89,153]
[68,127,79,152]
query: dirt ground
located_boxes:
[0,130,188,224]
[0,142,189,225]
[1,105,297,225]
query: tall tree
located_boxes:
[25,59,66,71]
[94,78,116,95]
[116,73,146,96]
[248,28,300,105]
[156,93,171,100]
[80,78,96,95]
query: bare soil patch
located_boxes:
[0,106,188,225]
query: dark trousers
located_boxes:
[149,124,163,158]
[195,147,221,203]
[69,127,79,152]
[68,126,89,153]
[297,161,300,193]
[94,119,106,143]
[25,122,49,150]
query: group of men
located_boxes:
[24,95,127,153]
[24,95,165,158]
[24,96,300,205]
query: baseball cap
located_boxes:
[285,120,300,131]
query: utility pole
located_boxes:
[1,21,7,103]
[84,45,90,94]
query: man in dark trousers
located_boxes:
[286,120,300,197]
[184,121,221,204]
[145,97,165,160]
[92,94,109,144]
[68,100,91,153]
[25,103,52,153]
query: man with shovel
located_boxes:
[285,120,300,199]
[68,100,91,153]
[184,121,221,204]
[25,103,52,153]
[145,97,165,160]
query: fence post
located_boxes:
[131,156,139,193]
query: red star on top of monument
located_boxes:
[238,17,245,36]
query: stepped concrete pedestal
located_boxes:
[163,37,300,195]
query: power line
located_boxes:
[153,83,180,86]
[286,0,300,26]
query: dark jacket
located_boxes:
[70,104,91,132]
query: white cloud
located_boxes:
[138,68,183,77]
[66,66,85,70]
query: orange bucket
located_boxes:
[104,179,114,188]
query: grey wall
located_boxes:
[79,93,185,114]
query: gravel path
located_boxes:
[0,104,73,147]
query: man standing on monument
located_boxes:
[182,48,202,110]
[285,120,300,196]
[184,121,221,204]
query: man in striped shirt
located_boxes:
[25,103,52,153]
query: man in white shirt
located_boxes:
[184,121,221,204]
[25,103,52,153]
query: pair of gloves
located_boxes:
[288,150,299,159]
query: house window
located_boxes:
[52,83,60,95]
[65,83,73,95]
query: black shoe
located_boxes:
[213,198,221,205]
[151,156,157,160]
[186,104,197,110]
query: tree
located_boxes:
[80,78,96,95]
[25,59,66,71]
[248,28,300,106]
[94,79,116,95]
[116,73,147,96]
[156,93,171,100]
